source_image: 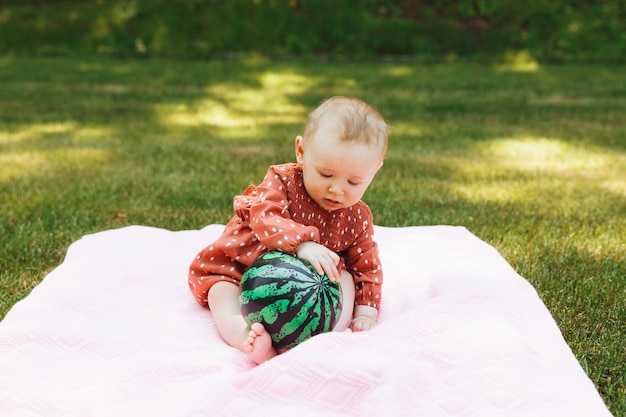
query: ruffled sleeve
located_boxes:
[234,165,320,254]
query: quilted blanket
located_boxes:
[0,224,612,417]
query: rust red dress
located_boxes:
[188,163,383,310]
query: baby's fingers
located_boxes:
[306,259,325,277]
[320,261,340,282]
[308,255,337,281]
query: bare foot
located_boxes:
[244,322,277,364]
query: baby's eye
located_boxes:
[348,180,362,186]
[319,172,332,178]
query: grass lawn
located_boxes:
[1,55,624,414]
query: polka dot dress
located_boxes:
[188,163,382,309]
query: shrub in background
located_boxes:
[0,0,624,62]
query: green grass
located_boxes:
[1,56,625,415]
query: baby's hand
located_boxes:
[350,305,378,332]
[350,316,377,332]
[295,241,340,282]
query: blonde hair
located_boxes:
[303,96,389,156]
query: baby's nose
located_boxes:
[328,183,343,195]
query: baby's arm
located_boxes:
[342,211,382,330]
[245,166,321,254]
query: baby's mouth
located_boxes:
[324,198,342,209]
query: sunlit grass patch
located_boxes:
[477,136,615,173]
[495,50,540,72]
[154,70,315,136]
[0,121,117,181]
[600,179,626,196]
[447,136,626,206]
[0,147,112,182]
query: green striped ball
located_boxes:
[240,251,343,349]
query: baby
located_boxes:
[189,96,389,364]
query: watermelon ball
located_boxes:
[239,250,343,350]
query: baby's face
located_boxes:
[295,124,383,212]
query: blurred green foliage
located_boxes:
[1,0,624,62]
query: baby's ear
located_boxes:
[295,136,305,162]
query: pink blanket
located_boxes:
[0,225,612,416]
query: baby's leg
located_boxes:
[333,270,355,331]
[208,281,276,364]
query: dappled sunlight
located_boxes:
[1,122,113,144]
[452,182,530,203]
[0,122,115,182]
[448,136,625,204]
[158,101,258,128]
[380,66,413,77]
[259,72,315,95]
[600,179,626,197]
[494,50,539,72]
[390,122,424,138]
[1,121,77,143]
[0,147,112,182]
[443,134,626,264]
[580,233,626,263]
[0,151,47,182]
[476,137,611,174]
[529,95,594,106]
[156,70,317,133]
[94,83,130,94]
